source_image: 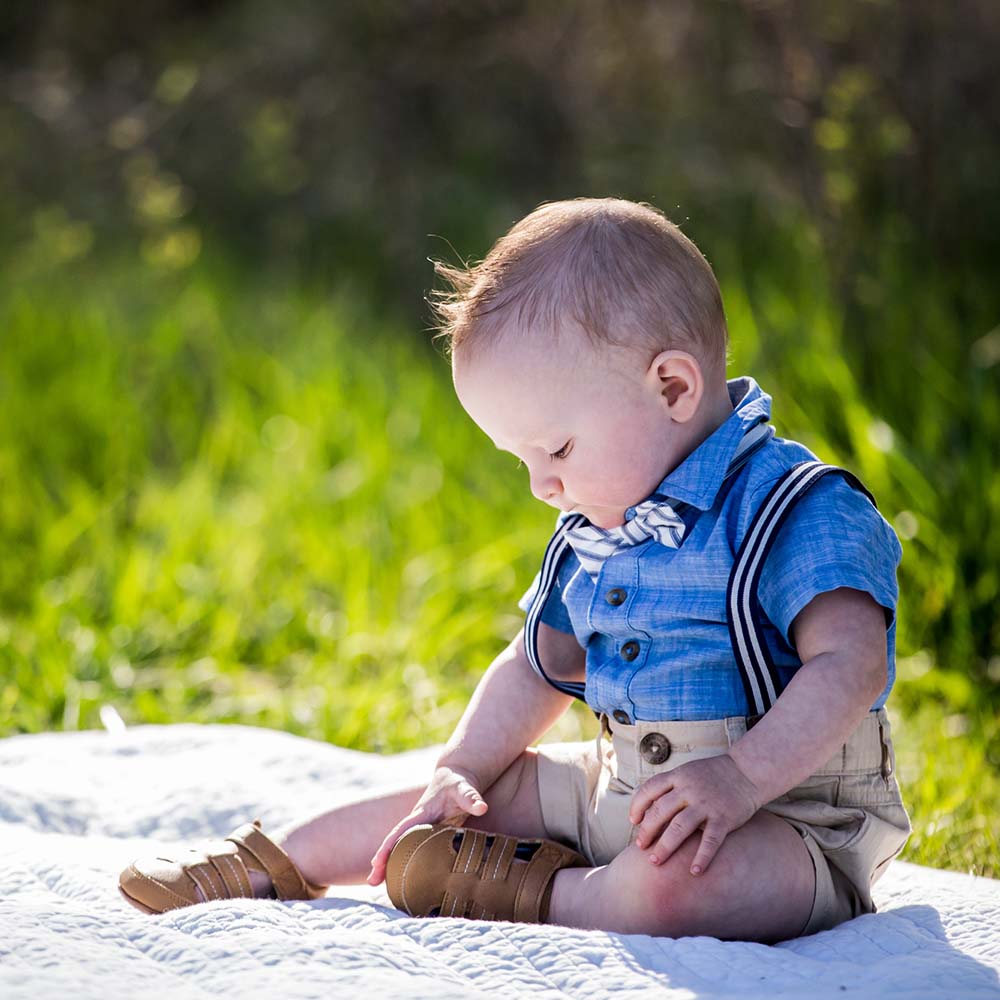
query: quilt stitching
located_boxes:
[1,725,999,1000]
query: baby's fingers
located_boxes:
[647,806,703,866]
[367,784,488,885]
[628,774,673,825]
[455,780,488,818]
[367,820,414,885]
[689,821,728,876]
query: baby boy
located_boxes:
[120,198,910,942]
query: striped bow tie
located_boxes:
[564,421,773,581]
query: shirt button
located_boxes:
[621,640,640,661]
[606,588,627,606]
[640,732,672,765]
[613,709,631,725]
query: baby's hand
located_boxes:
[628,754,762,875]
[366,764,488,886]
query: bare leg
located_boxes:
[218,749,815,943]
[547,810,816,942]
[272,785,426,886]
[214,748,549,899]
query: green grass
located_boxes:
[0,245,996,878]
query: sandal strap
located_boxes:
[512,841,575,923]
[183,847,254,902]
[456,830,578,922]
[439,889,466,918]
[226,820,321,901]
[438,889,497,920]
[387,824,586,924]
[212,848,255,898]
[454,828,490,877]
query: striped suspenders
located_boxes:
[523,511,590,701]
[523,460,875,719]
[726,461,874,716]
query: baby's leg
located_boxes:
[270,748,546,889]
[548,810,815,942]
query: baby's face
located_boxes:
[453,331,688,529]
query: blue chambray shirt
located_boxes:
[518,377,902,722]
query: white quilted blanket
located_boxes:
[2,724,998,999]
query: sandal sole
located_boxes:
[118,885,165,915]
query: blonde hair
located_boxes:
[430,198,728,371]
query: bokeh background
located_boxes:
[1,1,997,874]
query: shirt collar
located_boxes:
[627,376,772,517]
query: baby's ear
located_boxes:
[647,350,703,422]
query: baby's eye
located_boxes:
[549,441,573,461]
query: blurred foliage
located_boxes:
[2,1,999,312]
[0,1,998,875]
[1,0,998,686]
[0,249,997,874]
[0,257,552,749]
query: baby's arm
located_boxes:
[725,586,888,800]
[367,622,583,883]
[629,586,888,875]
[436,622,583,791]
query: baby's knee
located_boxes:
[618,839,722,936]
[488,749,537,805]
[467,749,545,837]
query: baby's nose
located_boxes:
[529,470,562,503]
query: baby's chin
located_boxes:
[574,505,627,530]
[547,499,628,529]
[588,516,627,530]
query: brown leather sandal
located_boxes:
[118,819,327,914]
[385,824,587,924]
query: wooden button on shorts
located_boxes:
[534,707,911,936]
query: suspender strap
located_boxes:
[523,511,589,701]
[726,461,875,716]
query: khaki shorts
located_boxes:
[535,707,911,937]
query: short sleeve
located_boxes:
[517,551,578,636]
[755,473,903,644]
